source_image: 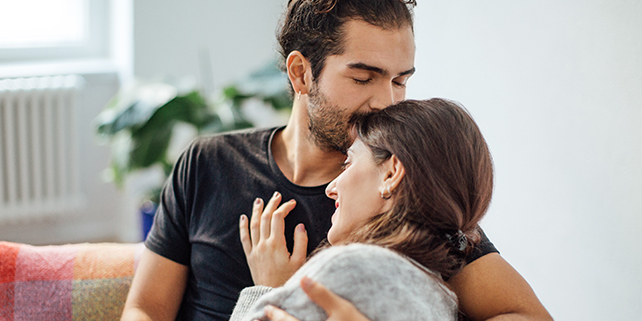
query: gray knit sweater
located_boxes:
[230,244,457,321]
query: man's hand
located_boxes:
[263,276,370,321]
[239,191,308,288]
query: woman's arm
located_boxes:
[263,276,370,321]
[230,286,273,321]
[245,244,456,321]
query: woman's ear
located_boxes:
[381,155,405,196]
[286,51,311,96]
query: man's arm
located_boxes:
[448,253,552,321]
[121,248,189,321]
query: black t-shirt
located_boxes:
[145,127,498,321]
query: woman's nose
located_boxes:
[325,178,338,199]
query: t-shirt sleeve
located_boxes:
[464,227,499,264]
[144,141,196,266]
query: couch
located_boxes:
[0,241,144,321]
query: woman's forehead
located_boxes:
[347,138,367,155]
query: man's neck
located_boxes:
[272,106,345,187]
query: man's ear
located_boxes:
[381,155,405,194]
[286,51,311,96]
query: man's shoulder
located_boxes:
[177,127,278,166]
[174,126,278,180]
[190,126,278,152]
[465,227,499,264]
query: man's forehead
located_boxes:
[337,20,415,71]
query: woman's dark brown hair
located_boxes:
[278,0,416,81]
[344,98,494,280]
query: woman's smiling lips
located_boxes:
[331,201,339,224]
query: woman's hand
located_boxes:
[239,191,308,288]
[263,276,371,321]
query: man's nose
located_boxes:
[370,83,396,110]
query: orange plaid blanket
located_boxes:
[0,241,144,321]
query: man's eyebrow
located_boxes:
[347,63,387,76]
[398,67,416,77]
[347,63,415,77]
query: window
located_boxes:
[0,0,110,63]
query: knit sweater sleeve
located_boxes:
[230,286,273,321]
[239,244,458,321]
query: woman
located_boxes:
[233,98,494,321]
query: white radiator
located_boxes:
[0,75,83,223]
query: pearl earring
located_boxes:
[381,186,392,199]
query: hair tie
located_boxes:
[446,230,468,252]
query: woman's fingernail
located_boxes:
[273,191,280,198]
[264,305,275,313]
[240,215,246,222]
[296,223,305,232]
[254,198,261,205]
[301,276,313,288]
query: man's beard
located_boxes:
[307,84,365,154]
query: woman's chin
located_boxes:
[326,229,338,245]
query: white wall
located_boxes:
[133,0,285,90]
[407,1,642,320]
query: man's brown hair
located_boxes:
[278,0,416,81]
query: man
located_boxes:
[122,1,552,320]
